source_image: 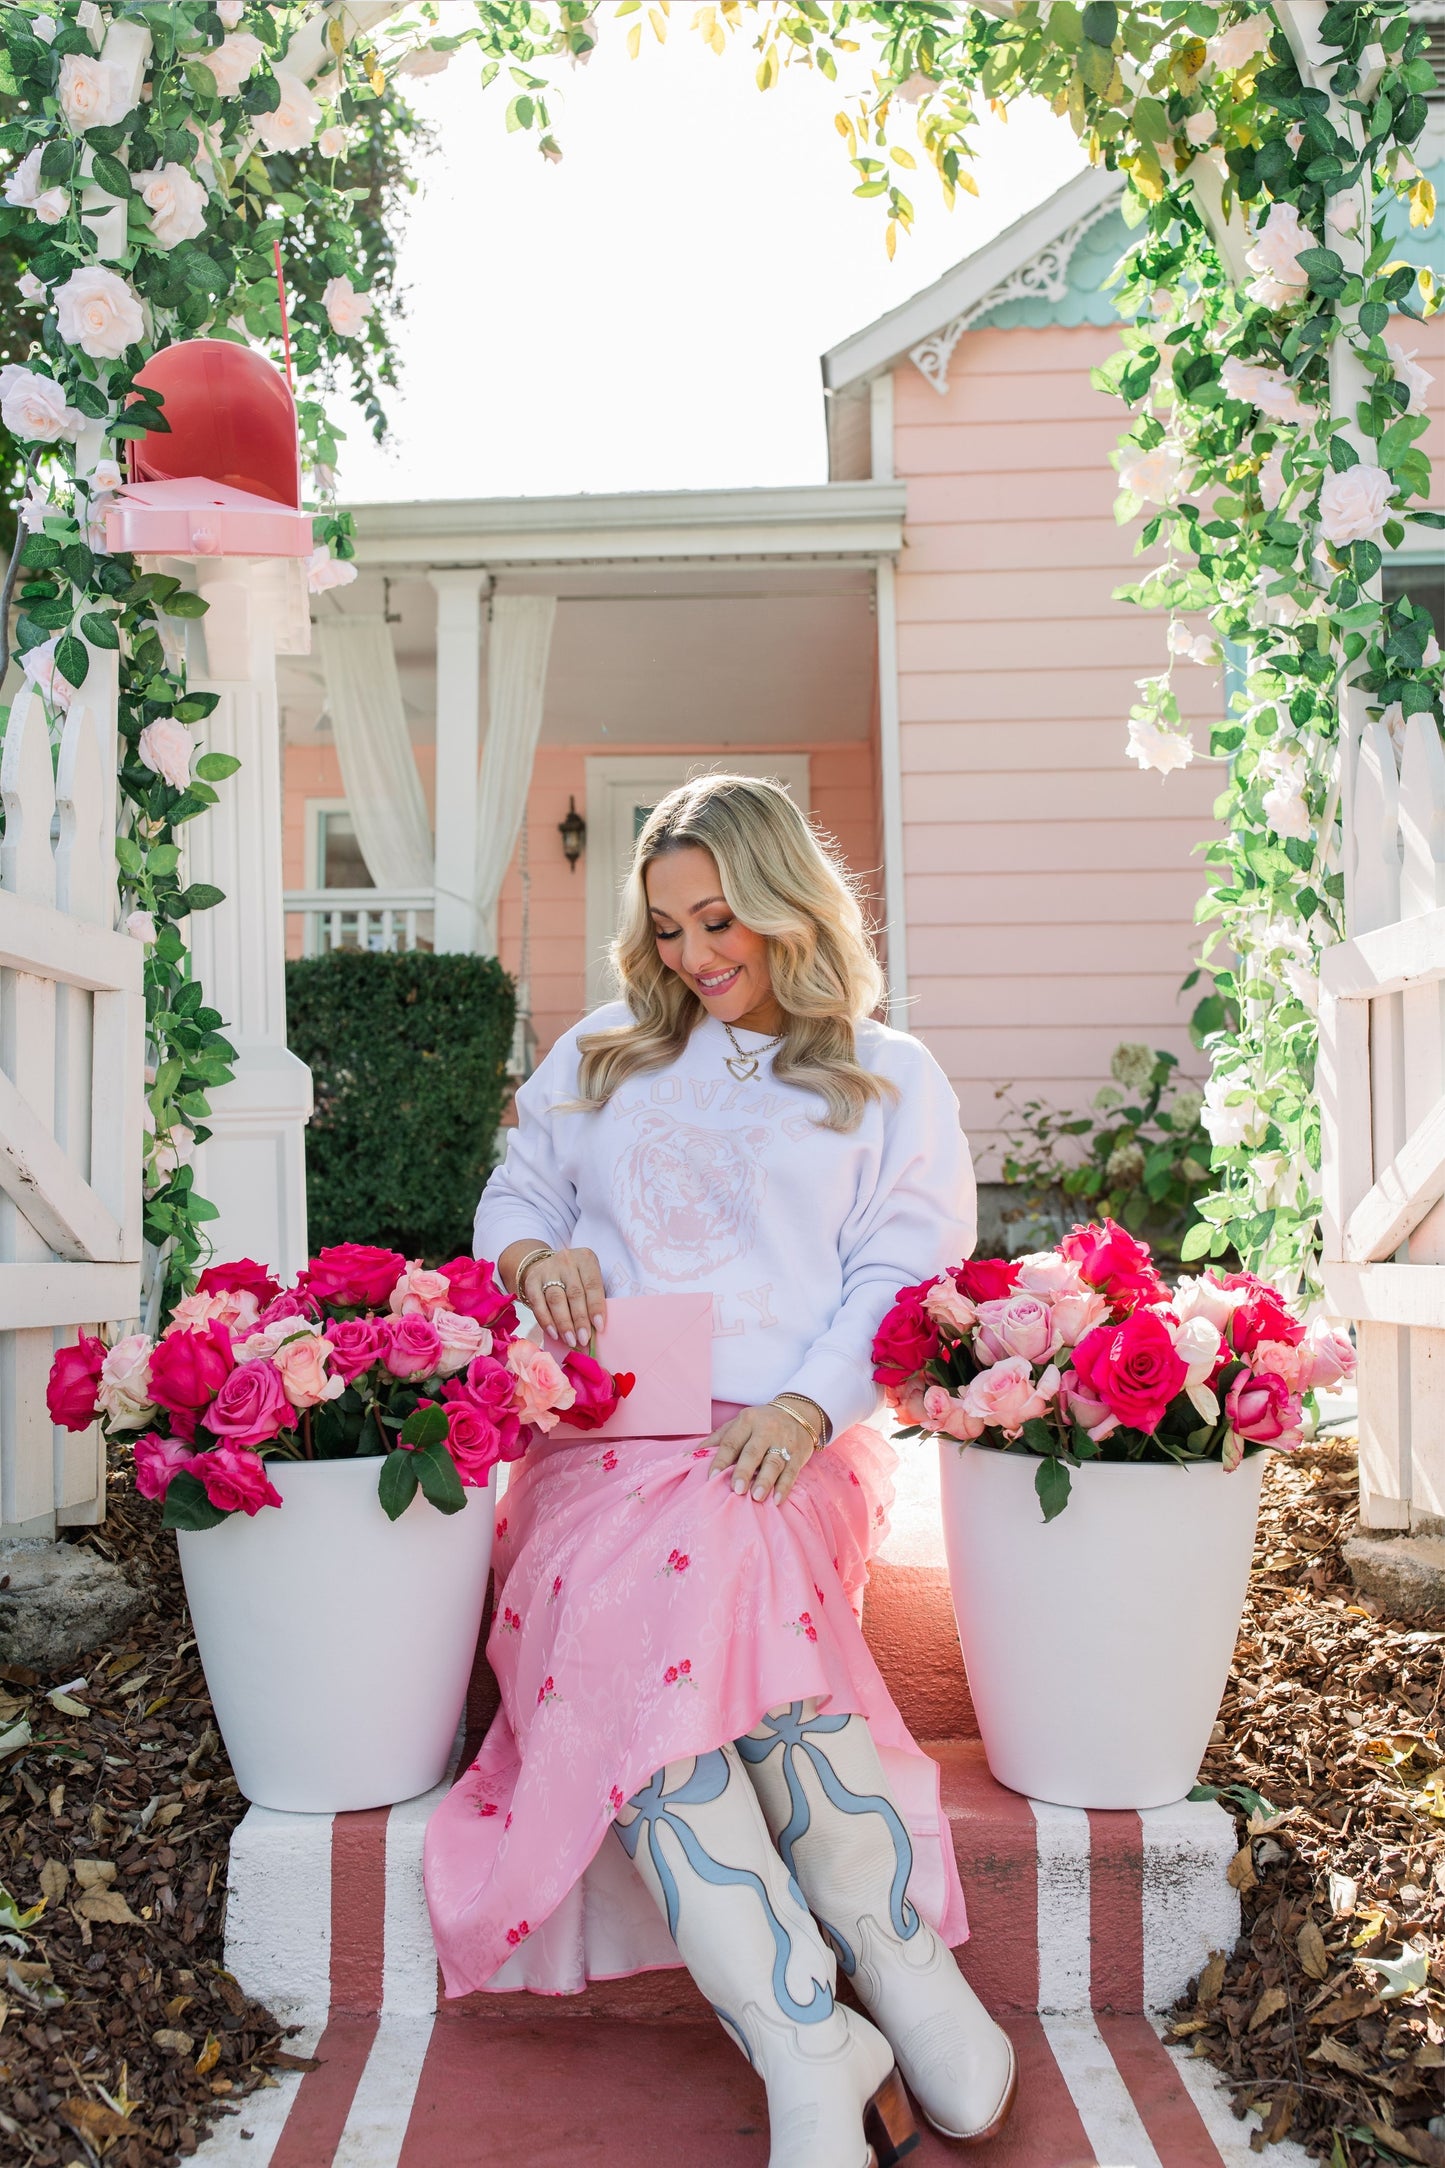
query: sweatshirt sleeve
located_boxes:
[472,1032,581,1262]
[779,1036,976,1436]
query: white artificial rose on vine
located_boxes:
[137,718,195,792]
[1201,1074,1269,1151]
[322,275,374,337]
[54,265,145,358]
[1256,747,1312,843]
[4,145,68,223]
[1206,14,1274,70]
[1127,713,1195,774]
[134,162,209,250]
[1244,202,1315,311]
[1317,464,1394,548]
[0,365,85,443]
[1118,440,1184,502]
[1219,357,1309,425]
[58,50,133,130]
[1385,338,1433,416]
[256,70,321,151]
[199,30,264,97]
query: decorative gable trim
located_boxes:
[907,194,1122,395]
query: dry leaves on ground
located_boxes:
[1170,1439,1445,2166]
[0,1456,291,2165]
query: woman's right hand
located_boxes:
[509,1243,606,1348]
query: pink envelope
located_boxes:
[545,1293,714,1440]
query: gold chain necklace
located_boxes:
[723,1021,784,1082]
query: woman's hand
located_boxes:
[709,1404,814,1506]
[503,1242,607,1348]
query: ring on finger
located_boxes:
[539,1278,567,1294]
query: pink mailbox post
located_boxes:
[109,341,316,1279]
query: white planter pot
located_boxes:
[177,1456,494,1813]
[939,1444,1264,1811]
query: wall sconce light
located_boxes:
[558,796,586,872]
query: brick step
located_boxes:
[225,1741,1238,2033]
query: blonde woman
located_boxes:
[424,775,1015,2165]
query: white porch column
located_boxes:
[430,569,490,952]
[185,559,313,1280]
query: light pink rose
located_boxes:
[217,0,246,23]
[1299,1320,1356,1393]
[322,275,374,338]
[234,1314,323,1364]
[1057,1368,1119,1443]
[923,1280,977,1335]
[95,1333,155,1433]
[1318,465,1393,549]
[1172,1274,1244,1334]
[1049,1287,1111,1347]
[973,1293,1057,1367]
[1118,441,1183,504]
[53,266,144,360]
[389,1261,453,1316]
[199,30,264,97]
[886,1378,932,1427]
[166,1287,260,1338]
[4,147,69,226]
[432,1306,490,1377]
[921,1384,986,1442]
[961,1356,1060,1438]
[58,51,132,130]
[137,717,193,791]
[1163,1311,1225,1388]
[506,1338,576,1431]
[1012,1251,1085,1297]
[1248,1337,1305,1391]
[134,162,208,250]
[255,71,321,152]
[0,365,82,444]
[273,1331,344,1410]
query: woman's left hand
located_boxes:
[709,1404,814,1506]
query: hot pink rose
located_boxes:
[1057,1368,1119,1442]
[298,1243,408,1309]
[1219,1271,1303,1355]
[1060,1220,1166,1309]
[96,1332,157,1433]
[507,1338,576,1430]
[921,1383,985,1441]
[389,1260,453,1316]
[956,1258,1021,1304]
[196,1258,282,1307]
[1049,1287,1111,1347]
[324,1314,391,1383]
[384,1312,445,1381]
[961,1356,1059,1438]
[195,1439,283,1515]
[1071,1310,1186,1434]
[273,1332,344,1409]
[148,1322,234,1437]
[556,1348,624,1431]
[434,1385,509,1487]
[166,1287,259,1338]
[1299,1320,1355,1392]
[449,1354,524,1461]
[870,1285,941,1386]
[432,1307,490,1376]
[973,1292,1057,1367]
[258,1288,322,1327]
[437,1255,518,1333]
[923,1280,978,1335]
[203,1358,292,1448]
[47,1332,106,1431]
[134,1431,199,1501]
[1225,1369,1303,1447]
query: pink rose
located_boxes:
[507,1338,576,1431]
[436,1387,507,1487]
[1012,1251,1085,1297]
[47,1333,106,1432]
[95,1332,157,1433]
[1219,1272,1303,1356]
[450,1354,524,1461]
[324,1314,391,1383]
[921,1383,985,1442]
[1299,1320,1355,1393]
[384,1313,445,1381]
[923,1280,978,1335]
[961,1356,1059,1438]
[203,1359,293,1448]
[1071,1310,1186,1434]
[870,1285,942,1386]
[1060,1220,1166,1310]
[166,1287,260,1338]
[196,1257,282,1307]
[436,1255,518,1332]
[233,1314,323,1363]
[556,1348,624,1431]
[1249,1337,1306,1392]
[134,1431,199,1501]
[432,1306,490,1376]
[955,1258,1022,1304]
[298,1243,408,1309]
[389,1260,453,1315]
[273,1332,344,1410]
[195,1440,283,1516]
[1049,1287,1111,1347]
[1057,1369,1119,1443]
[973,1292,1057,1367]
[886,1378,932,1427]
[1225,1369,1303,1448]
[148,1322,234,1438]
[258,1288,322,1327]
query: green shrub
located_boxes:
[285,950,516,1262]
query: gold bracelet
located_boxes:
[512,1245,553,1299]
[770,1396,824,1450]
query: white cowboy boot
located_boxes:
[615,1743,918,2168]
[738,1705,1017,2145]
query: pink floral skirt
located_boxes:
[423,1406,970,1998]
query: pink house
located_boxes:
[280,162,1444,1192]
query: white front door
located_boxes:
[583,754,811,1007]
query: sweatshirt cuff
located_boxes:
[778,1350,881,1441]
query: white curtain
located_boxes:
[315,615,434,892]
[474,594,556,953]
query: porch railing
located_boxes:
[284,888,435,958]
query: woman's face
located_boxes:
[645,846,779,1030]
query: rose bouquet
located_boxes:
[872,1219,1354,1521]
[46,1244,633,1530]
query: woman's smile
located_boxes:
[645,844,783,1033]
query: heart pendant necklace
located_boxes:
[723,1021,785,1082]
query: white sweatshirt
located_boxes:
[474,1005,976,1436]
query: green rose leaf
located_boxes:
[80,612,120,649]
[161,1472,230,1531]
[91,152,132,200]
[163,591,210,619]
[1035,1457,1072,1524]
[413,1435,466,1515]
[194,752,242,782]
[378,1448,420,1522]
[54,635,89,690]
[399,1402,449,1451]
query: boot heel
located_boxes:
[864,2067,919,2165]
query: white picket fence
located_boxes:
[284,885,435,957]
[0,663,143,1535]
[1320,708,1445,1534]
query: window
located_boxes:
[316,808,373,891]
[1384,556,1444,645]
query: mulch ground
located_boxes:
[1173,1438,1445,2164]
[0,1457,297,2166]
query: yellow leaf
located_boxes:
[1297,1919,1328,1981]
[885,219,897,260]
[955,169,979,198]
[1410,177,1436,229]
[1417,1768,1445,1817]
[327,18,346,56]
[195,2033,222,2076]
[649,5,668,41]
[1350,1908,1389,1948]
[369,67,385,95]
[47,1691,89,1718]
[627,20,642,58]
[891,146,916,170]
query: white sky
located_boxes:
[335,13,1086,503]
